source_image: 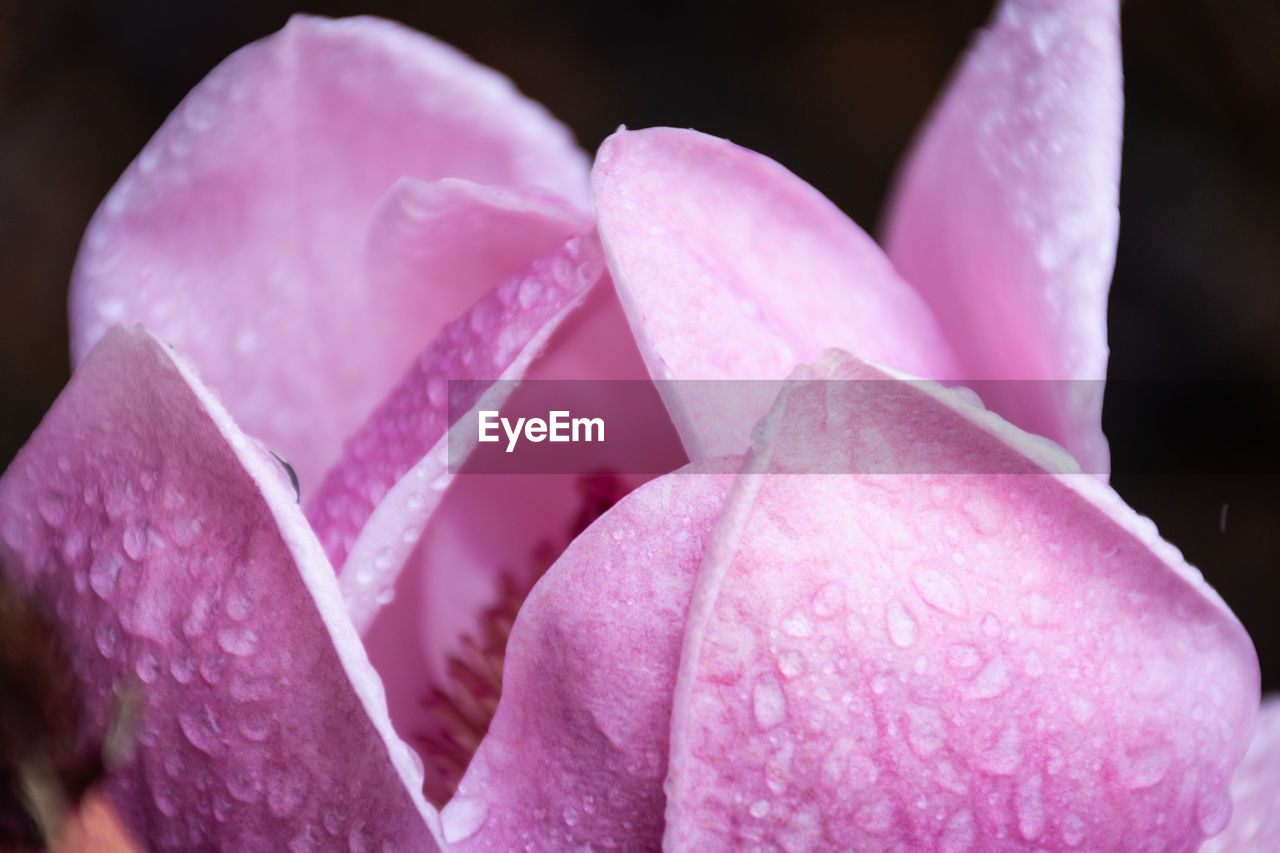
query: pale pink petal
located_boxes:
[1201,696,1280,853]
[665,351,1258,850]
[441,459,738,849]
[592,127,960,459]
[0,327,441,851]
[883,0,1122,475]
[70,14,592,491]
[359,282,687,791]
[306,233,605,631]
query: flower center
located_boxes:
[414,472,627,808]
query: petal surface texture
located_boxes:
[69,15,592,491]
[883,0,1122,475]
[0,327,441,851]
[443,459,737,849]
[592,127,960,459]
[664,351,1258,851]
[1201,696,1280,853]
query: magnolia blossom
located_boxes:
[0,1,1272,851]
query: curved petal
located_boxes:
[665,351,1258,850]
[1201,696,1280,853]
[442,459,737,849]
[356,280,687,800]
[0,327,441,851]
[883,0,1122,475]
[307,233,606,630]
[70,14,592,490]
[592,127,960,460]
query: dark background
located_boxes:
[1,0,1277,690]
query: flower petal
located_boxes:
[355,280,686,798]
[307,233,605,631]
[1200,696,1280,853]
[665,351,1258,850]
[69,14,591,491]
[883,0,1122,475]
[592,127,959,459]
[0,327,441,850]
[441,459,737,849]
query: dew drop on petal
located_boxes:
[886,599,919,648]
[752,674,788,730]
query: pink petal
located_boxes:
[306,232,604,631]
[358,281,687,792]
[441,459,738,848]
[0,327,442,850]
[665,351,1258,850]
[70,14,591,491]
[1201,696,1280,853]
[592,127,960,459]
[883,0,1122,475]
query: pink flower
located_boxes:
[0,3,1267,851]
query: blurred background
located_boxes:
[1,0,1277,689]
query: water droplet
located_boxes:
[267,767,309,817]
[153,783,179,817]
[913,568,968,616]
[563,805,580,827]
[217,625,259,657]
[89,552,123,599]
[179,705,223,754]
[811,583,844,618]
[518,277,544,308]
[347,822,373,853]
[886,599,918,648]
[239,707,274,742]
[323,807,346,837]
[749,799,770,818]
[406,492,425,511]
[781,610,813,638]
[1021,593,1057,627]
[135,652,160,683]
[37,493,69,528]
[95,622,120,658]
[1015,774,1045,840]
[1196,787,1232,837]
[964,656,1011,700]
[978,724,1021,774]
[1061,813,1087,847]
[905,705,946,758]
[940,809,975,853]
[122,523,150,560]
[947,643,982,670]
[288,825,322,853]
[170,657,196,684]
[225,591,251,621]
[777,650,805,680]
[752,674,787,729]
[1119,741,1171,789]
[854,797,894,835]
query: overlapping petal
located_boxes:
[884,0,1122,475]
[306,232,605,629]
[0,327,441,850]
[70,15,592,490]
[593,127,960,458]
[664,351,1258,850]
[442,459,736,849]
